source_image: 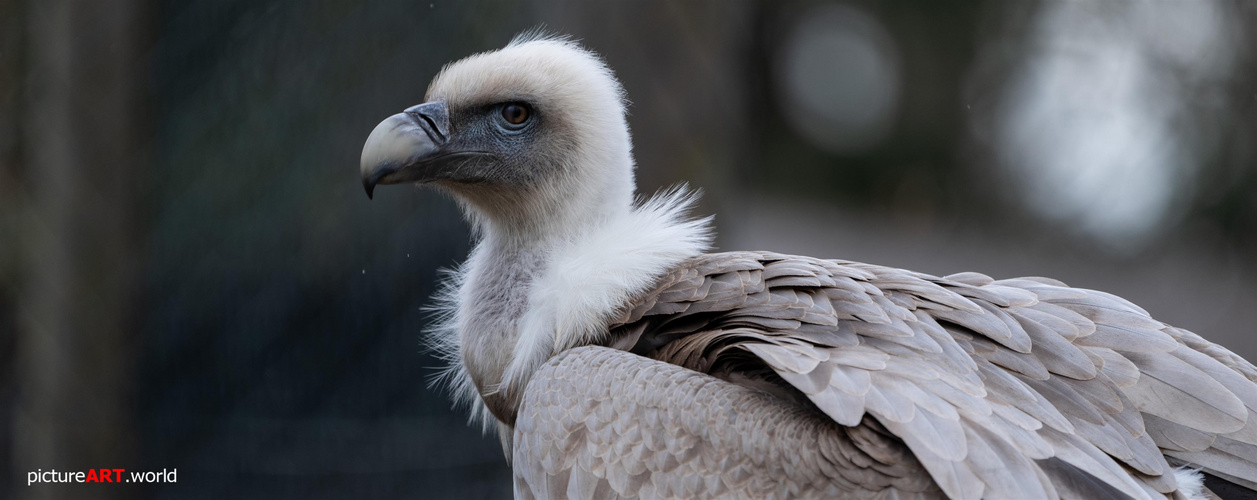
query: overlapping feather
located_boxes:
[519,251,1257,499]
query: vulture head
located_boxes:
[360,35,713,430]
[361,36,636,237]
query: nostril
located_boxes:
[407,110,446,143]
[404,101,450,142]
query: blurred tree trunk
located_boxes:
[9,1,150,499]
[0,0,23,496]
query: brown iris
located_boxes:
[502,103,530,125]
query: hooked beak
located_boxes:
[359,101,451,199]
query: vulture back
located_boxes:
[514,251,1257,500]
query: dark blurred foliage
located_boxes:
[1,1,1253,499]
[750,1,984,209]
[140,1,525,497]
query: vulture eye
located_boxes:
[500,103,531,128]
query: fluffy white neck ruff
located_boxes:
[428,187,713,437]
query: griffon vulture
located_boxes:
[359,34,1257,499]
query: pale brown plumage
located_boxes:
[516,347,940,500]
[513,252,1257,499]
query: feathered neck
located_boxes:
[427,186,714,447]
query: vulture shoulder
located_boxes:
[514,251,1257,500]
[515,346,940,500]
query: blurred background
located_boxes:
[1,1,1254,498]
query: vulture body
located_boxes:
[360,34,1257,499]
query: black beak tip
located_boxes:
[363,179,375,200]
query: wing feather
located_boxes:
[1123,350,1247,434]
[570,251,1257,498]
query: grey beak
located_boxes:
[360,101,451,199]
